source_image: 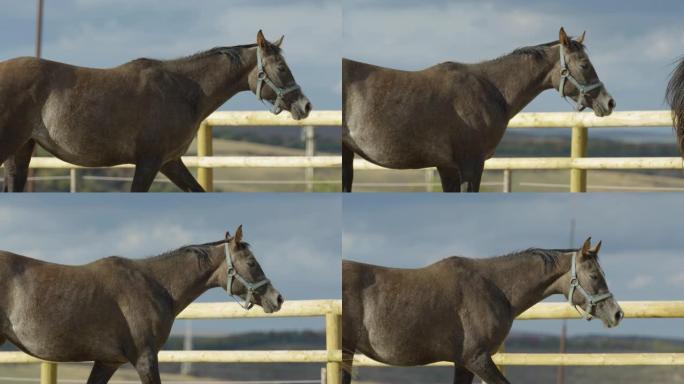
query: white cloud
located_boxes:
[628,274,654,289]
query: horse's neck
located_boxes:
[166,47,257,121]
[483,251,572,317]
[476,49,558,119]
[140,246,223,315]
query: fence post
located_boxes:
[197,121,213,191]
[321,367,327,384]
[69,169,78,192]
[424,169,434,192]
[570,124,587,192]
[502,170,512,193]
[325,312,342,384]
[303,126,315,192]
[40,362,57,384]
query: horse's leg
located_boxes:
[4,139,35,192]
[160,159,205,192]
[453,365,474,384]
[342,349,354,384]
[436,166,461,192]
[466,158,485,193]
[86,361,120,384]
[131,162,162,192]
[342,142,354,192]
[464,354,510,384]
[134,352,161,384]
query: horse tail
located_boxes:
[666,56,684,155]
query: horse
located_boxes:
[342,237,623,384]
[0,30,312,192]
[666,56,684,153]
[0,225,282,384]
[342,27,615,192]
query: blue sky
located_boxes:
[0,194,341,335]
[344,0,684,114]
[343,193,684,339]
[0,0,341,111]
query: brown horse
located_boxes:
[342,238,622,384]
[0,30,311,192]
[342,27,615,192]
[0,225,282,384]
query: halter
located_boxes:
[558,43,603,111]
[256,46,301,115]
[567,252,613,320]
[225,241,270,310]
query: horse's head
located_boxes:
[249,30,312,120]
[221,225,284,313]
[554,27,615,116]
[564,237,623,328]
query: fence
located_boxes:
[11,109,681,192]
[1,300,682,383]
[16,110,341,192]
[354,110,680,192]
[0,299,342,384]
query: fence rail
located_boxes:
[11,110,678,192]
[0,300,681,383]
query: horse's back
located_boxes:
[343,59,506,168]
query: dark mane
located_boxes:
[495,247,579,272]
[144,239,247,269]
[505,39,585,61]
[666,56,684,153]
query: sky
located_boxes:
[344,0,684,113]
[343,193,684,339]
[0,0,341,111]
[0,194,341,335]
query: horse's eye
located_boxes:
[589,274,599,280]
[278,66,286,73]
[580,63,589,70]
[247,261,256,268]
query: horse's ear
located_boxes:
[591,240,602,254]
[559,27,571,47]
[257,30,267,49]
[273,35,284,48]
[576,30,586,45]
[234,225,244,244]
[580,236,592,256]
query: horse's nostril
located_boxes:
[615,310,624,322]
[277,294,284,306]
[304,101,312,113]
[608,98,616,109]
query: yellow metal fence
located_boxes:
[1,300,683,383]
[12,109,681,192]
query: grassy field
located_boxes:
[352,169,684,192]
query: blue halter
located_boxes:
[567,252,613,320]
[225,241,270,310]
[558,44,604,112]
[255,46,301,115]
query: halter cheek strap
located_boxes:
[558,44,604,112]
[225,242,270,310]
[567,252,613,320]
[256,46,301,115]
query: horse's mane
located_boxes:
[494,248,580,272]
[147,239,250,269]
[666,56,684,153]
[500,39,585,62]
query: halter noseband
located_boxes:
[558,43,603,112]
[225,241,270,310]
[567,252,613,320]
[256,46,301,115]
